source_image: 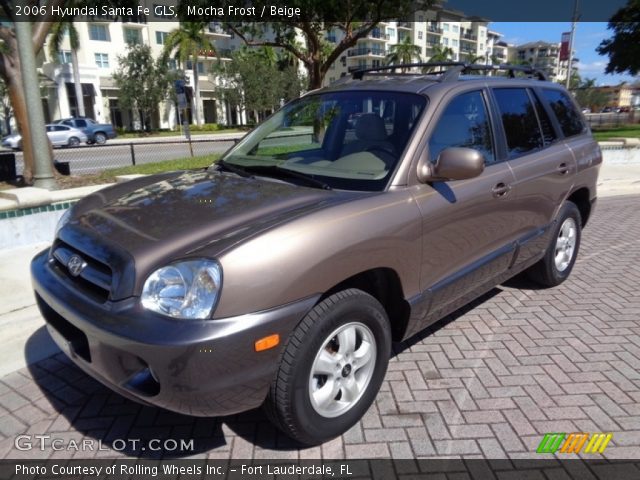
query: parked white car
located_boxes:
[1,124,88,150]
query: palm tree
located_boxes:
[464,53,485,65]
[385,36,422,72]
[49,21,85,117]
[428,44,455,63]
[164,22,215,126]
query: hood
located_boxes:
[62,170,354,296]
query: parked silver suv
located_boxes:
[32,63,601,445]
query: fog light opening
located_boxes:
[124,365,160,397]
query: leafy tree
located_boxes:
[572,77,608,112]
[49,18,85,117]
[215,47,304,124]
[385,36,422,71]
[113,44,177,132]
[190,0,435,89]
[164,21,216,126]
[597,0,640,76]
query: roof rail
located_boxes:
[350,62,548,82]
[350,62,465,80]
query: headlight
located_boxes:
[141,260,222,320]
[55,208,73,237]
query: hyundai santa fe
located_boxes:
[32,63,601,445]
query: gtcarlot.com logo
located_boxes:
[537,433,612,454]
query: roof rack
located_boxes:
[350,62,548,82]
[350,62,465,80]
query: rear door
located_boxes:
[411,87,520,329]
[489,87,576,269]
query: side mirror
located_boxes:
[417,147,485,183]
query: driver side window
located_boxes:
[429,91,495,165]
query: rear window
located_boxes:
[542,89,585,138]
[493,88,543,158]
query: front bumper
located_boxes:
[31,249,317,417]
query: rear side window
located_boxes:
[531,91,558,145]
[493,88,543,158]
[542,89,585,138]
[429,91,495,165]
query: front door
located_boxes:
[409,88,521,333]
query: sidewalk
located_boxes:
[0,162,639,379]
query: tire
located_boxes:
[68,136,80,147]
[526,201,582,287]
[264,288,391,445]
[94,132,107,145]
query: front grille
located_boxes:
[51,241,112,303]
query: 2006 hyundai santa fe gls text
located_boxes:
[32,63,601,445]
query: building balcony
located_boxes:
[206,22,232,37]
[348,47,387,57]
[427,26,443,34]
[368,30,390,41]
[461,33,477,41]
[397,22,412,29]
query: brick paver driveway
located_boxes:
[0,195,639,460]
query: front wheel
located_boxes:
[526,201,582,287]
[264,289,391,445]
[67,136,80,147]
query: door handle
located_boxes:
[491,182,511,198]
[557,162,570,175]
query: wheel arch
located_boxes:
[319,267,411,342]
[567,187,592,227]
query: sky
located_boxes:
[489,22,637,86]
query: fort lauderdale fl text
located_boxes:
[17,463,351,477]
[14,3,302,19]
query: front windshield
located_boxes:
[221,91,427,191]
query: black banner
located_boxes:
[2,459,640,480]
[5,0,633,22]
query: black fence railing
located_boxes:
[584,112,638,128]
[7,137,242,178]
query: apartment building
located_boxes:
[509,41,575,82]
[324,8,498,86]
[594,84,634,109]
[36,12,507,130]
[40,18,242,130]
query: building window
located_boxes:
[452,25,459,33]
[89,24,110,42]
[418,31,423,40]
[443,38,449,46]
[95,53,109,68]
[387,28,395,37]
[452,39,458,47]
[186,60,205,74]
[418,14,424,22]
[123,27,142,45]
[57,50,72,64]
[442,23,450,32]
[155,31,169,45]
[167,59,177,70]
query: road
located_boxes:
[0,194,638,462]
[2,130,314,176]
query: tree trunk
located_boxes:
[71,48,85,117]
[192,61,202,126]
[6,68,35,183]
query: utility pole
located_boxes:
[15,21,56,189]
[565,0,579,89]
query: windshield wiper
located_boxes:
[242,165,332,190]
[215,160,254,178]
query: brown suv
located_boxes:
[31,63,601,445]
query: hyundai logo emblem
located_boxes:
[67,255,87,277]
